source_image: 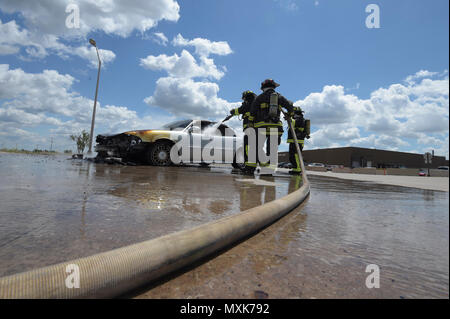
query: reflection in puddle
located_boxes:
[236,178,280,187]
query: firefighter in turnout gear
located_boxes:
[229,91,257,129]
[287,106,310,174]
[229,91,257,168]
[248,79,294,171]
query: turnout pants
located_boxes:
[244,127,281,170]
[289,140,303,173]
[243,132,249,164]
[257,128,281,167]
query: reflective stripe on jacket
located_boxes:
[231,94,256,128]
[287,118,306,143]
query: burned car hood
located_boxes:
[97,130,174,144]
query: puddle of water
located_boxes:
[0,152,300,277]
[235,178,283,187]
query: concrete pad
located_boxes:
[306,170,449,192]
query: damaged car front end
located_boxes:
[95,132,146,163]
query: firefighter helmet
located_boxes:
[293,106,303,114]
[241,90,254,100]
[260,79,280,90]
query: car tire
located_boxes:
[147,141,173,166]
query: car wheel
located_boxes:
[148,141,172,166]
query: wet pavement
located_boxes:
[0,152,297,277]
[0,152,448,298]
[136,175,449,299]
[307,170,449,192]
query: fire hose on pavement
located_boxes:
[0,116,310,299]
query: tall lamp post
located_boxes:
[87,38,101,155]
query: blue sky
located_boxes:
[0,0,448,158]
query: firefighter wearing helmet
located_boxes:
[246,79,294,172]
[287,106,310,174]
[229,90,257,167]
[229,90,257,130]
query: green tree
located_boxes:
[70,130,90,154]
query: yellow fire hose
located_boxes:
[0,120,310,299]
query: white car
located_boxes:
[95,119,244,167]
[307,163,325,167]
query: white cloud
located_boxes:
[349,134,410,151]
[0,18,116,66]
[140,50,224,80]
[404,70,438,84]
[0,64,88,120]
[0,124,48,149]
[0,44,19,55]
[431,135,449,159]
[172,34,233,57]
[140,53,179,72]
[153,32,169,46]
[297,70,449,157]
[142,33,235,120]
[0,0,180,38]
[274,0,299,11]
[297,85,359,124]
[144,77,237,118]
[0,19,34,55]
[345,82,360,92]
[305,124,360,149]
[0,64,173,150]
[71,46,116,68]
[0,0,179,64]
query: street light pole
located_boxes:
[87,38,101,155]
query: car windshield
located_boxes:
[159,120,192,131]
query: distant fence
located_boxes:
[305,166,328,172]
[330,167,352,173]
[429,169,449,177]
[352,167,377,174]
[375,168,418,176]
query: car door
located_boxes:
[199,121,222,163]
